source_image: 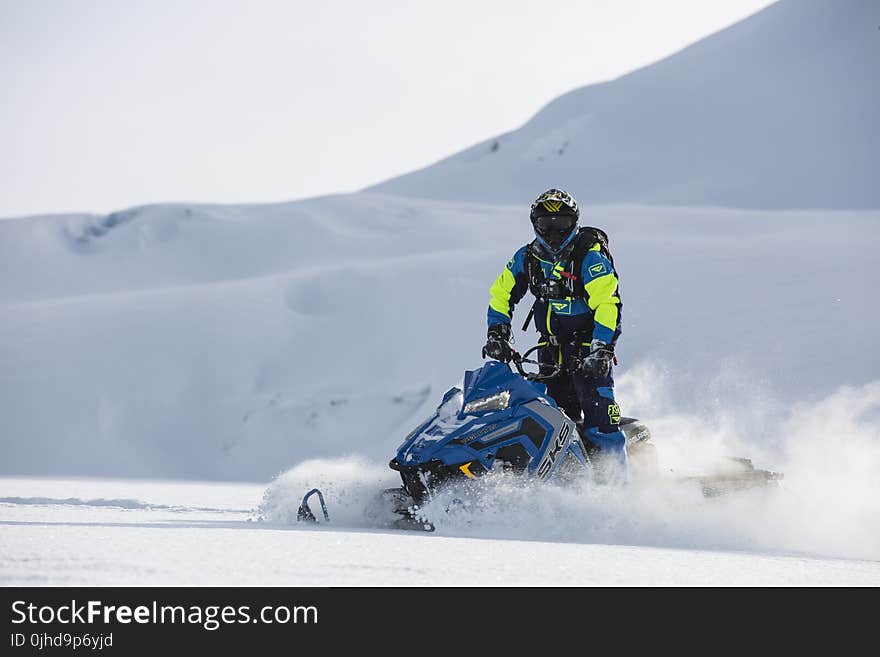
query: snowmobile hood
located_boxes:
[461,360,548,412]
[394,361,562,469]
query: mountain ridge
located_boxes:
[369,0,880,209]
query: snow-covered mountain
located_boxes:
[370,0,880,209]
[1,195,877,484]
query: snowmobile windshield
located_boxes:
[461,361,548,415]
[532,214,577,250]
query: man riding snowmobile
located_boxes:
[482,188,627,479]
[292,192,784,528]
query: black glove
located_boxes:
[482,323,513,362]
[580,339,614,378]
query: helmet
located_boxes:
[529,188,579,253]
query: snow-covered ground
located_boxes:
[2,476,878,586]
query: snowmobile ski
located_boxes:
[297,488,330,523]
[380,487,435,532]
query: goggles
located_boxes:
[532,213,576,235]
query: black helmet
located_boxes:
[529,188,579,253]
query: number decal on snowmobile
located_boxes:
[537,423,571,479]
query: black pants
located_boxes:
[538,338,620,434]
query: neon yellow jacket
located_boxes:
[487,241,622,344]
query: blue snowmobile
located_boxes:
[297,344,782,531]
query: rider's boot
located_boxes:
[580,425,628,485]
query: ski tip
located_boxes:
[296,488,330,524]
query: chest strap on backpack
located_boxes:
[521,305,535,332]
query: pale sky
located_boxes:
[0,0,776,218]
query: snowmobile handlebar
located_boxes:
[511,345,565,382]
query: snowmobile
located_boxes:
[297,344,783,531]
